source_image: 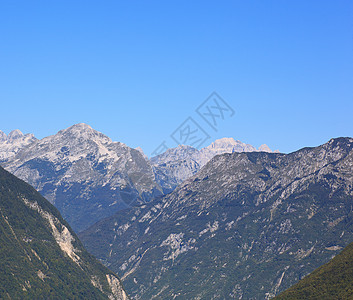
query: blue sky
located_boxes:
[1,1,352,156]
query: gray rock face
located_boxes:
[3,124,163,232]
[0,130,37,162]
[151,145,203,193]
[80,137,353,299]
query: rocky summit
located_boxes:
[2,124,163,232]
[80,137,353,299]
[0,130,37,163]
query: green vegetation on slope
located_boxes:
[0,166,127,299]
[275,242,353,299]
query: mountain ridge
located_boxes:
[1,124,277,232]
[80,137,353,299]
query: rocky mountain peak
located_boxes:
[0,130,37,163]
[57,123,111,143]
[151,145,199,163]
[203,137,257,154]
[203,137,278,154]
[151,137,279,193]
[7,129,24,141]
[3,124,163,231]
[207,137,238,147]
[135,147,148,160]
[258,144,272,152]
[327,137,353,148]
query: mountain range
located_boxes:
[2,124,353,299]
[1,124,163,231]
[0,165,128,299]
[80,137,353,299]
[0,124,277,232]
[151,138,277,192]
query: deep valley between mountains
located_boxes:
[1,124,353,299]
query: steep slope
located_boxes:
[275,241,353,299]
[80,137,353,299]
[0,166,128,299]
[0,130,37,163]
[3,124,162,232]
[151,137,277,191]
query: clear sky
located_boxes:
[1,1,352,156]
